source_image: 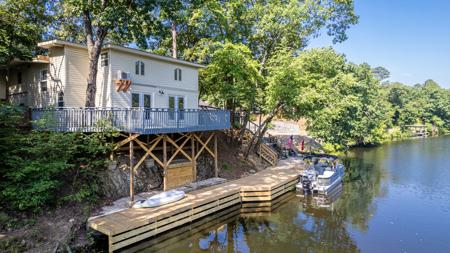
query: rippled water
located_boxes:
[125,136,450,253]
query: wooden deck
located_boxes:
[88,158,304,252]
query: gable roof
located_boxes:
[38,40,205,69]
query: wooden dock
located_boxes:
[88,159,304,252]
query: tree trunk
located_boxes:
[238,110,250,142]
[172,21,177,59]
[243,103,283,158]
[83,10,108,107]
[85,45,101,107]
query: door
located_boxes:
[131,92,152,127]
[168,96,185,121]
[143,94,151,119]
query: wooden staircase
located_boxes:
[257,142,278,166]
[241,128,279,166]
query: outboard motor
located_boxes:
[301,175,312,194]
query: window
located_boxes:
[132,93,151,108]
[58,91,64,107]
[174,68,182,81]
[17,72,22,84]
[135,61,145,75]
[132,93,140,107]
[101,53,109,67]
[40,70,48,92]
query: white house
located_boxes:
[1,40,229,134]
[3,40,204,110]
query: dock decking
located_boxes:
[88,158,304,252]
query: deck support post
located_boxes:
[163,135,167,191]
[191,133,197,181]
[214,133,218,177]
[129,133,134,206]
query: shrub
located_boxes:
[0,104,117,212]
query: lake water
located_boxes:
[127,136,450,253]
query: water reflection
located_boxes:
[122,136,450,253]
[123,156,383,253]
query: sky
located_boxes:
[307,0,450,88]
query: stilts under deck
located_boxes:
[88,158,304,252]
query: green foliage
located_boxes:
[200,42,261,112]
[383,80,450,133]
[0,0,50,65]
[0,104,117,212]
[267,48,389,151]
[372,66,390,81]
[54,0,159,46]
[154,0,358,61]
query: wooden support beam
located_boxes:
[194,132,215,159]
[191,133,196,181]
[134,136,164,168]
[129,134,134,206]
[115,133,140,150]
[174,133,190,143]
[214,133,218,177]
[166,135,192,166]
[163,135,167,191]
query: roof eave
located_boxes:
[37,40,206,69]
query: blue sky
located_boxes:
[307,0,450,88]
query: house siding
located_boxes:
[3,42,201,109]
[7,63,50,107]
[109,50,199,109]
[64,46,89,107]
[96,49,112,107]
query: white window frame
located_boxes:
[174,68,182,81]
[135,61,145,76]
[131,92,154,107]
[100,52,109,67]
[40,69,48,92]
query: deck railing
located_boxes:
[31,107,231,134]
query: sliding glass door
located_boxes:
[169,96,185,120]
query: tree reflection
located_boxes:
[132,153,385,253]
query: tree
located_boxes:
[382,80,450,134]
[151,1,357,155]
[55,0,159,106]
[200,42,261,124]
[372,66,390,81]
[0,0,50,65]
[267,48,388,151]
